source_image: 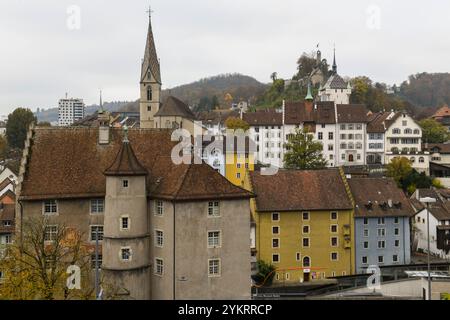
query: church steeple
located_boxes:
[332,47,337,74]
[141,12,161,84]
[140,10,162,129]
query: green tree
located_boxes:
[6,108,37,149]
[253,260,276,286]
[419,118,449,143]
[270,72,278,82]
[211,95,220,109]
[0,135,7,159]
[402,170,433,193]
[386,157,413,187]
[295,52,317,79]
[283,127,327,170]
[225,117,250,131]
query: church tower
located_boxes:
[140,12,161,129]
[102,127,151,299]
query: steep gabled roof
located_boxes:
[432,104,450,119]
[284,102,314,124]
[336,104,369,123]
[411,189,450,221]
[249,169,352,212]
[104,141,147,176]
[0,190,15,203]
[0,177,14,192]
[154,96,196,120]
[140,17,161,84]
[348,177,415,217]
[323,74,347,90]
[315,101,336,124]
[367,112,392,133]
[243,111,283,126]
[19,128,252,202]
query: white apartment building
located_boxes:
[335,105,368,166]
[383,112,429,174]
[243,111,283,168]
[58,97,85,126]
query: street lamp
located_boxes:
[420,196,436,300]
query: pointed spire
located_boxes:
[99,89,104,113]
[305,81,314,101]
[104,129,147,176]
[141,10,161,84]
[332,45,337,74]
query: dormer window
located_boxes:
[122,180,129,188]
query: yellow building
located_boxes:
[224,136,255,187]
[245,168,355,283]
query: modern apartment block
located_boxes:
[58,97,85,126]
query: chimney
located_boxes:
[305,100,313,114]
[388,199,393,208]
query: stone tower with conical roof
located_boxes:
[140,13,161,129]
[102,127,151,299]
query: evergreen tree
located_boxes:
[6,108,37,149]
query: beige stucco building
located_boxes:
[16,123,253,300]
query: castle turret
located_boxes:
[140,13,161,129]
[102,126,151,299]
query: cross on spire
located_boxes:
[146,5,153,18]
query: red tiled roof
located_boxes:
[432,105,450,119]
[423,143,450,154]
[249,169,352,212]
[19,128,253,201]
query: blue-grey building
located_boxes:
[348,177,415,274]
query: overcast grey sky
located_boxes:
[1,0,449,114]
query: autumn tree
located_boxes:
[225,117,250,132]
[6,108,36,149]
[283,127,327,170]
[0,217,95,300]
[419,118,450,143]
[386,157,413,188]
